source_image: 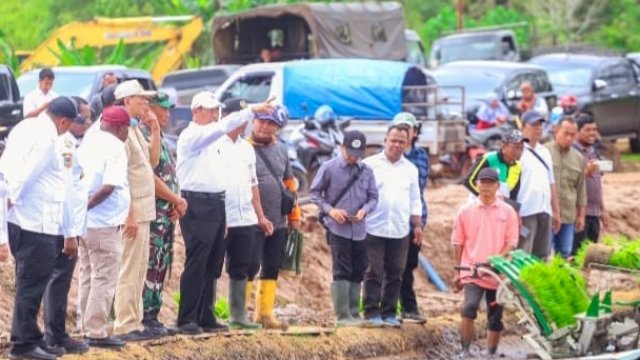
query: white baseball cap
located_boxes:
[114,80,157,100]
[190,91,223,110]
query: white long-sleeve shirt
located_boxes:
[219,136,259,227]
[22,88,58,116]
[177,108,253,193]
[0,114,83,237]
[364,152,422,239]
[78,130,130,228]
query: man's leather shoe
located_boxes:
[8,346,57,360]
[54,336,90,354]
[115,329,156,342]
[178,322,203,335]
[201,321,229,333]
[37,340,64,356]
[86,336,126,348]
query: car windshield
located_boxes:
[438,34,498,64]
[18,72,97,99]
[544,66,592,90]
[434,70,505,102]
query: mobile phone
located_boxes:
[346,216,359,222]
[598,160,613,172]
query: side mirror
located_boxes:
[506,90,522,100]
[593,79,607,91]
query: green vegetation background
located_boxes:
[1,0,637,72]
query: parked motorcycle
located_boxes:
[288,105,350,185]
[277,134,309,195]
[433,135,486,183]
[467,117,519,151]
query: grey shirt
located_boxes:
[309,156,378,241]
[254,140,293,230]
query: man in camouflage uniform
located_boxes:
[140,93,187,336]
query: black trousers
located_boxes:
[327,232,367,282]
[400,232,420,314]
[177,194,226,327]
[363,234,410,319]
[248,228,287,280]
[7,223,58,354]
[226,225,260,280]
[44,236,77,344]
[572,215,601,255]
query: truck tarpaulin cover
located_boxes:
[283,59,413,120]
[211,2,407,64]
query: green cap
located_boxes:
[149,92,175,109]
[392,112,417,127]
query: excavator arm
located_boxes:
[20,16,203,83]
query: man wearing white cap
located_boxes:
[110,80,163,341]
[175,91,274,335]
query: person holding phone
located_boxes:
[572,112,608,252]
[309,130,378,327]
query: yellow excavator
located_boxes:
[19,15,203,82]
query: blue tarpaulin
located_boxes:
[283,59,414,120]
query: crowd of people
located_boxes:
[0,68,609,360]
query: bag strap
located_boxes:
[526,147,549,171]
[255,147,286,191]
[329,165,363,208]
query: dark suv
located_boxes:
[529,53,640,151]
[0,64,22,138]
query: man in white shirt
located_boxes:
[77,106,131,349]
[175,91,273,335]
[517,110,561,259]
[220,99,273,330]
[363,125,423,327]
[22,68,59,118]
[0,97,84,360]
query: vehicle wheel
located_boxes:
[294,169,310,195]
[630,135,640,153]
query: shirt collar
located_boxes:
[474,197,500,209]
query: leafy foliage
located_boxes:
[519,256,589,328]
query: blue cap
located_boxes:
[521,110,546,125]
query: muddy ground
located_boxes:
[1,169,639,359]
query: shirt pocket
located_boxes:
[565,167,582,189]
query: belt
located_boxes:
[181,190,225,201]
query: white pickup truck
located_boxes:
[212,59,466,156]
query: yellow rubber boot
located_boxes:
[255,279,288,330]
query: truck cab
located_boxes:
[429,29,520,69]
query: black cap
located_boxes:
[477,168,499,182]
[343,130,366,158]
[521,110,545,125]
[221,98,246,116]
[49,97,84,124]
[503,129,529,144]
